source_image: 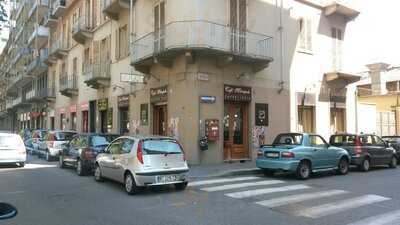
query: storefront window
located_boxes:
[119,108,129,134]
[71,112,77,131]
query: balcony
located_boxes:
[72,16,93,44]
[51,0,67,18]
[6,99,13,110]
[59,74,78,97]
[28,26,49,48]
[130,20,274,73]
[26,55,48,76]
[83,62,111,89]
[44,11,58,28]
[26,87,56,102]
[49,38,68,60]
[28,0,49,21]
[324,0,360,21]
[12,47,30,66]
[6,73,33,96]
[102,0,130,20]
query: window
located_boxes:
[330,135,357,146]
[273,133,303,146]
[360,135,373,146]
[374,136,385,147]
[116,25,128,60]
[90,136,109,147]
[299,18,312,52]
[121,139,135,154]
[142,139,183,155]
[108,139,122,155]
[309,135,327,148]
[331,27,343,70]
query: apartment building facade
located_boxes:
[0,0,360,164]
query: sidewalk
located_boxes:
[187,161,262,179]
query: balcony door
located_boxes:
[230,0,246,55]
[154,1,165,53]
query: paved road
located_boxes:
[2,155,400,225]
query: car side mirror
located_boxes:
[0,203,17,220]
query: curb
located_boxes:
[189,168,263,180]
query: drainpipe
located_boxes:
[355,88,358,133]
[277,0,285,94]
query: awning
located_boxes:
[324,1,360,20]
[325,72,361,87]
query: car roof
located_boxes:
[119,135,176,140]
[78,133,120,136]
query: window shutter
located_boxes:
[230,0,237,27]
[115,28,120,60]
[107,35,111,62]
[239,0,246,31]
[306,19,312,51]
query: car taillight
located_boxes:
[175,141,186,161]
[137,140,144,164]
[281,152,295,158]
[355,137,362,154]
[257,150,263,157]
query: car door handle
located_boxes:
[313,149,318,151]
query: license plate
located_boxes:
[156,175,178,184]
[266,152,279,158]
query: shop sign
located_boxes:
[120,73,145,83]
[80,102,89,111]
[200,96,216,104]
[140,103,149,126]
[224,85,252,102]
[70,104,77,113]
[97,99,108,111]
[255,103,269,126]
[118,95,130,108]
[150,86,168,103]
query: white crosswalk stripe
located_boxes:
[188,176,260,187]
[255,190,349,208]
[347,209,400,225]
[293,194,391,219]
[200,180,285,192]
[225,184,310,199]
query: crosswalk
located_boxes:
[189,176,396,224]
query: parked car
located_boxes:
[382,136,400,158]
[38,130,77,161]
[94,136,189,194]
[31,129,48,155]
[59,133,120,176]
[0,133,26,167]
[256,133,350,179]
[329,133,397,171]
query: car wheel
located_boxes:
[337,158,349,175]
[94,164,104,182]
[262,169,275,177]
[389,156,397,168]
[59,156,66,169]
[125,173,139,195]
[18,162,25,168]
[76,160,86,176]
[175,182,188,191]
[296,161,311,180]
[359,158,370,172]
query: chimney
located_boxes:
[366,62,390,95]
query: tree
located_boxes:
[0,0,7,30]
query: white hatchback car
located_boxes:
[0,133,26,167]
[94,136,189,194]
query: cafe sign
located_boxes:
[224,84,252,102]
[118,95,130,108]
[150,86,168,103]
[97,99,108,111]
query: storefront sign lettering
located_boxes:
[224,85,252,102]
[150,86,168,103]
[118,95,130,108]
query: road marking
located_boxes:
[255,190,349,208]
[294,194,390,218]
[200,180,285,192]
[225,184,310,199]
[188,176,260,187]
[347,209,400,225]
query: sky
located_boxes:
[344,0,400,73]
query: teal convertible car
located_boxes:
[256,133,350,179]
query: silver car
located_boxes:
[94,136,189,194]
[38,131,77,161]
[0,133,26,167]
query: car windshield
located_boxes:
[272,134,303,145]
[382,137,400,143]
[90,136,109,147]
[0,135,24,149]
[55,132,76,141]
[142,139,183,155]
[330,135,357,146]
